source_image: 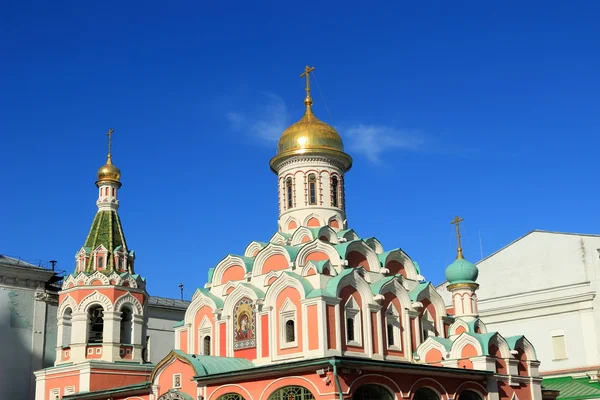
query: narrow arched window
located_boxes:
[387,323,394,346]
[346,317,355,342]
[120,306,133,344]
[112,187,115,196]
[331,176,339,207]
[203,336,211,355]
[286,178,293,209]
[308,174,317,205]
[285,320,295,343]
[88,306,104,343]
[62,308,73,347]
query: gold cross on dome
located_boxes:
[450,216,465,259]
[300,66,315,103]
[106,128,114,158]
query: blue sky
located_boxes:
[1,1,599,299]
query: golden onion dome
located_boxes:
[270,92,352,172]
[96,155,122,186]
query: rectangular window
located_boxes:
[286,180,293,209]
[346,317,355,342]
[387,324,395,346]
[173,373,182,388]
[552,335,567,360]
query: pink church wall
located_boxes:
[179,330,188,353]
[307,305,318,351]
[458,344,477,369]
[276,287,303,356]
[44,373,79,400]
[261,314,270,357]
[330,219,340,228]
[371,312,379,355]
[221,265,245,285]
[89,368,149,392]
[305,251,329,262]
[155,359,197,399]
[219,324,226,356]
[193,305,214,354]
[262,254,288,275]
[288,220,297,230]
[327,305,337,350]
[382,295,404,358]
[307,217,320,227]
[425,348,443,363]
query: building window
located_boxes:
[88,305,104,343]
[64,386,75,395]
[217,394,246,400]
[414,388,440,400]
[286,178,293,209]
[120,306,133,344]
[268,386,315,400]
[552,334,567,360]
[308,174,317,205]
[49,389,60,400]
[385,305,401,350]
[285,320,295,343]
[203,336,211,355]
[331,175,339,207]
[353,384,394,400]
[61,307,73,347]
[344,297,361,346]
[173,373,182,389]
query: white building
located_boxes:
[437,230,600,398]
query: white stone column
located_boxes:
[102,311,122,361]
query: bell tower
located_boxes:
[36,129,153,400]
[270,66,353,234]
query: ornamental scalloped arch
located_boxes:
[303,213,325,228]
[62,275,77,290]
[114,292,144,315]
[334,269,375,305]
[317,226,339,244]
[448,319,470,337]
[244,241,266,258]
[296,239,341,268]
[84,270,111,286]
[252,243,292,278]
[77,290,114,313]
[414,284,447,332]
[269,232,289,245]
[222,284,260,319]
[291,226,314,246]
[345,240,382,273]
[416,337,449,362]
[383,250,419,280]
[365,238,384,254]
[213,255,249,287]
[264,273,309,306]
[449,333,484,360]
[184,293,219,326]
[407,378,450,400]
[280,218,300,236]
[58,295,78,317]
[119,274,139,289]
[377,278,413,332]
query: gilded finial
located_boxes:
[106,128,114,164]
[299,66,315,111]
[450,216,465,259]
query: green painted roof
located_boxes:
[333,240,362,257]
[445,257,478,283]
[326,267,354,295]
[174,350,255,377]
[370,276,395,294]
[409,281,430,301]
[429,336,454,351]
[81,210,132,274]
[412,261,421,274]
[281,271,314,294]
[207,268,215,283]
[238,283,265,298]
[543,377,600,400]
[306,288,336,299]
[306,260,331,273]
[194,288,225,308]
[173,320,184,328]
[281,245,301,260]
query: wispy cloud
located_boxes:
[226,93,289,143]
[345,124,427,163]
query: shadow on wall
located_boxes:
[0,287,42,400]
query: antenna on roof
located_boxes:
[178,283,184,301]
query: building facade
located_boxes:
[438,230,600,399]
[35,67,548,400]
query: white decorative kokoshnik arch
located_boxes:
[77,290,114,313]
[291,226,314,245]
[449,333,484,360]
[252,243,292,277]
[264,272,310,306]
[212,255,250,286]
[114,292,144,315]
[295,239,341,267]
[344,240,382,273]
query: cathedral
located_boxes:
[34,67,549,400]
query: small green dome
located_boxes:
[445,258,478,283]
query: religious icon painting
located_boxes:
[233,297,256,349]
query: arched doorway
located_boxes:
[217,394,245,400]
[353,384,394,400]
[268,386,315,400]
[157,390,194,400]
[414,387,439,400]
[458,390,483,400]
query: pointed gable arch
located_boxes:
[488,332,511,359]
[304,213,324,227]
[62,275,77,290]
[185,291,221,326]
[222,284,263,318]
[339,229,359,241]
[449,333,484,360]
[344,240,381,272]
[252,243,292,277]
[365,237,384,254]
[58,295,77,317]
[380,249,418,280]
[296,239,340,267]
[413,283,447,332]
[328,269,374,305]
[376,277,412,309]
[78,290,113,312]
[317,226,339,244]
[291,226,314,246]
[213,255,252,286]
[244,241,266,257]
[510,336,537,360]
[264,272,313,306]
[270,231,289,245]
[114,292,144,315]
[449,319,470,337]
[281,217,299,234]
[416,337,450,362]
